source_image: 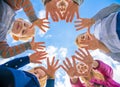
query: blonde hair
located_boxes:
[80,69,105,87]
[10,18,35,42]
[28,68,47,87]
[75,33,86,47]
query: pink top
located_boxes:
[70,60,120,87]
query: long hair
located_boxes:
[80,69,105,87]
[28,68,47,87]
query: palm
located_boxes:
[64,1,79,22]
[33,18,50,32]
[46,0,62,22]
[74,18,95,31]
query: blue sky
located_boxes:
[0,0,120,87]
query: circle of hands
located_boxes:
[29,0,97,80]
[29,48,94,79]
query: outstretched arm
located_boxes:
[0,41,31,58]
[93,60,113,79]
[0,51,47,69]
[92,3,120,21]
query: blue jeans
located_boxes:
[116,12,120,39]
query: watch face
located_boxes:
[56,0,68,17]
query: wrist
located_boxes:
[92,60,99,69]
[90,18,95,24]
[70,77,79,84]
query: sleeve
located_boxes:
[42,0,51,5]
[106,52,120,62]
[94,60,113,79]
[21,0,38,22]
[0,56,30,69]
[46,79,55,87]
[92,3,120,21]
[72,0,84,5]
[70,78,85,87]
[0,41,31,58]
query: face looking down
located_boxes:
[11,18,35,40]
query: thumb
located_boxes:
[31,37,35,42]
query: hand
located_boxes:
[45,0,62,22]
[32,18,50,32]
[39,57,60,78]
[72,48,93,76]
[61,57,81,78]
[30,37,45,51]
[29,51,47,63]
[63,1,79,22]
[77,33,100,50]
[74,18,95,31]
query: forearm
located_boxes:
[97,40,110,53]
[93,60,113,78]
[0,56,30,69]
[92,3,120,21]
[22,0,38,22]
[0,41,31,58]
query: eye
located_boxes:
[22,30,26,35]
[24,23,29,27]
[34,72,37,74]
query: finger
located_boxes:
[56,8,63,20]
[43,21,50,24]
[72,57,76,68]
[50,12,56,22]
[66,58,72,67]
[66,12,71,22]
[47,57,50,66]
[75,50,85,58]
[63,60,69,69]
[46,11,49,19]
[35,42,45,45]
[55,65,61,71]
[42,25,50,29]
[38,45,46,48]
[72,55,83,62]
[51,56,55,65]
[84,48,90,56]
[53,59,59,67]
[33,61,42,64]
[74,24,82,28]
[69,12,74,22]
[39,26,46,32]
[76,11,80,19]
[61,65,68,72]
[39,52,48,57]
[76,26,86,31]
[74,20,82,23]
[78,48,87,57]
[37,57,47,60]
[53,12,59,22]
[31,37,34,42]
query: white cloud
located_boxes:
[38,10,46,19]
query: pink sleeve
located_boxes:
[95,60,113,79]
[70,78,85,87]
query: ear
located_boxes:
[12,35,19,41]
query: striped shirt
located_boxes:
[4,0,38,22]
[0,0,31,58]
